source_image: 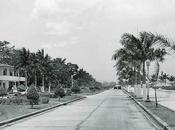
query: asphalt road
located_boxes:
[1,90,157,130]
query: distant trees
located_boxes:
[159,72,175,86]
[0,41,101,93]
[0,41,14,63]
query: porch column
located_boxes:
[5,81,9,89]
[142,84,147,100]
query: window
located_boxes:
[10,71,13,76]
[3,83,5,88]
[3,69,7,75]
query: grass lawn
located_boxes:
[0,89,107,122]
[0,95,81,122]
[141,101,175,127]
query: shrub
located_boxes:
[89,86,94,90]
[94,85,101,90]
[40,92,50,97]
[71,86,80,93]
[54,87,66,98]
[66,89,72,96]
[10,96,23,105]
[0,87,7,97]
[49,93,55,98]
[80,87,90,93]
[0,98,4,104]
[17,84,27,92]
[3,98,11,105]
[41,97,49,104]
[14,92,22,96]
[0,96,24,105]
[27,85,39,108]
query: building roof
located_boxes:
[0,64,14,68]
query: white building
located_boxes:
[0,64,25,90]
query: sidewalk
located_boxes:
[129,87,175,112]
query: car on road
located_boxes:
[114,85,121,89]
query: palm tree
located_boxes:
[159,72,164,86]
[45,60,56,93]
[113,31,170,100]
[120,32,170,84]
[36,49,51,92]
[30,53,39,87]
[112,47,143,96]
[15,48,31,87]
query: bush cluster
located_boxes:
[0,96,26,105]
[71,86,80,93]
[66,88,72,96]
[27,85,39,107]
[41,97,49,104]
[17,84,27,92]
[54,87,66,98]
[0,87,7,97]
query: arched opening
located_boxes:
[3,69,7,75]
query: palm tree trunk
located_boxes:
[155,60,159,107]
[42,75,45,92]
[133,66,137,96]
[48,80,51,93]
[34,70,37,88]
[17,69,20,85]
[25,70,28,87]
[155,88,158,107]
[142,61,146,84]
[142,61,147,100]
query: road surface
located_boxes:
[1,90,157,130]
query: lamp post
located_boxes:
[146,59,150,102]
[71,73,76,88]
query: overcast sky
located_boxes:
[0,0,175,82]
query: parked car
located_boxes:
[114,85,121,89]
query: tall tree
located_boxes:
[30,53,39,87]
[0,41,14,64]
[36,49,51,92]
[119,32,170,85]
[15,48,31,87]
[113,32,171,99]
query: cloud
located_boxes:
[32,0,61,18]
[45,21,73,35]
[32,0,103,19]
[41,36,79,49]
[31,0,105,35]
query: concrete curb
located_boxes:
[0,96,86,127]
[122,89,171,130]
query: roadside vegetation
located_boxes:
[0,41,105,94]
[112,31,171,88]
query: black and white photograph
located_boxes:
[0,0,175,130]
